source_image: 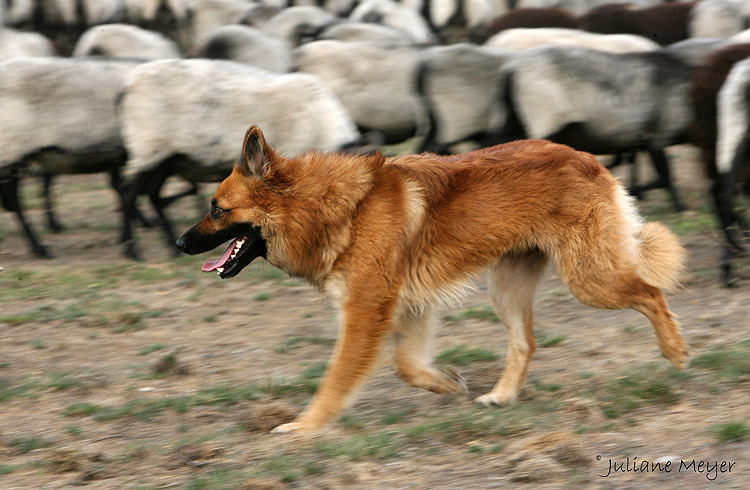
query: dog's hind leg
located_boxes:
[394,308,468,394]
[476,249,548,406]
[564,267,688,370]
[556,235,688,370]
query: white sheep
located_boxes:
[499,46,693,210]
[1,0,34,26]
[0,57,141,257]
[349,0,438,44]
[0,28,57,61]
[117,59,361,256]
[417,43,513,153]
[236,3,282,31]
[292,39,425,144]
[72,23,181,58]
[196,25,290,72]
[423,0,506,33]
[187,0,255,43]
[690,0,750,39]
[485,27,660,53]
[314,21,416,45]
[419,31,659,154]
[124,0,188,25]
[717,57,750,179]
[262,5,336,45]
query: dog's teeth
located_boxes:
[216,267,224,274]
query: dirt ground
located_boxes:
[0,146,748,489]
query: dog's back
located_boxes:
[385,139,671,299]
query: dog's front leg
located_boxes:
[272,303,392,433]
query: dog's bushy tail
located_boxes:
[635,221,687,292]
[614,184,686,291]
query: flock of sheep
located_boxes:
[0,0,749,286]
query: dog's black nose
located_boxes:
[175,235,187,252]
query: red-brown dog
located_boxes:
[177,125,687,433]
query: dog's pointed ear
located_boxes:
[238,125,273,178]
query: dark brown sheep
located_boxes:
[580,2,695,46]
[486,8,578,37]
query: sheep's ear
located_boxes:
[238,126,272,178]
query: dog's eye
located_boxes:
[211,202,228,218]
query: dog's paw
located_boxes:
[270,422,305,434]
[661,339,689,370]
[270,419,324,434]
[666,349,689,371]
[399,366,468,394]
[474,391,518,407]
[445,368,469,393]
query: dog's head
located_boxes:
[175,126,282,279]
[176,125,385,281]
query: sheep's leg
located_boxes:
[118,174,144,261]
[157,179,199,209]
[606,152,638,191]
[604,153,624,170]
[631,149,685,212]
[720,245,737,287]
[1,175,51,258]
[417,122,450,154]
[712,174,744,253]
[143,166,181,257]
[41,172,65,233]
[109,168,155,228]
[712,176,739,287]
[628,151,639,189]
[605,151,636,172]
[650,149,685,212]
[714,139,749,287]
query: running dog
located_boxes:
[176,125,688,433]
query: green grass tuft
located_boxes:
[382,409,411,425]
[314,432,401,461]
[597,365,689,419]
[8,436,53,454]
[711,421,750,442]
[273,336,335,354]
[691,343,750,383]
[536,330,567,347]
[62,402,106,417]
[0,378,40,402]
[46,373,89,392]
[436,345,499,366]
[139,344,167,355]
[444,306,499,322]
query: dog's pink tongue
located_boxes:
[202,238,240,272]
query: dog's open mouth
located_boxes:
[201,233,265,279]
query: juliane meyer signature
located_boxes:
[597,455,737,481]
